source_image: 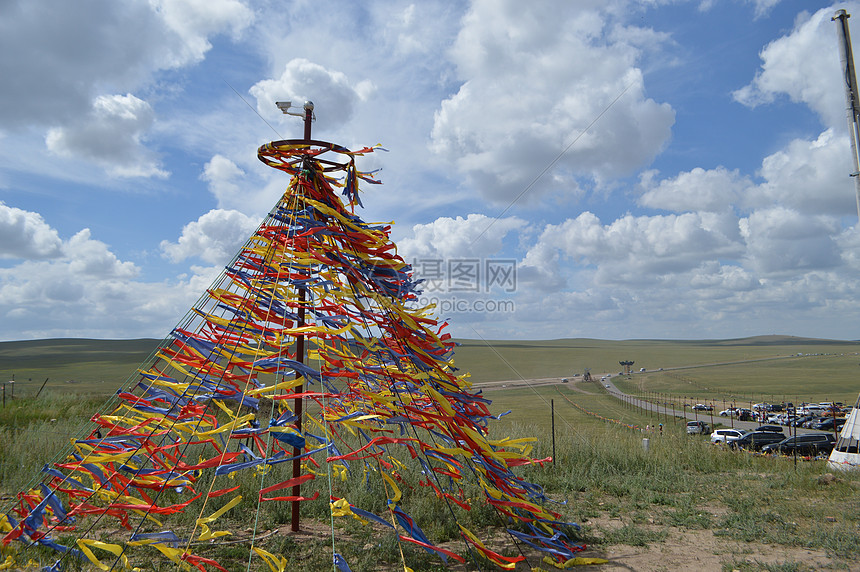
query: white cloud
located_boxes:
[0,204,136,278]
[160,208,260,264]
[429,1,675,203]
[688,261,760,296]
[250,58,374,132]
[748,0,782,19]
[381,3,457,57]
[749,128,856,216]
[0,222,226,339]
[739,206,843,275]
[523,211,744,286]
[149,0,253,66]
[45,94,167,178]
[64,229,139,279]
[196,154,287,214]
[0,0,253,131]
[201,154,245,206]
[0,228,180,339]
[733,6,847,128]
[397,213,527,261]
[0,202,63,259]
[639,166,752,213]
[0,259,203,340]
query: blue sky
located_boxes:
[2,0,859,342]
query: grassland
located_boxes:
[3,387,858,571]
[2,334,859,400]
[0,338,160,396]
[2,336,860,571]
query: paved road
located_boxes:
[479,372,839,438]
[598,374,839,437]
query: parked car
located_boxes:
[737,409,754,421]
[761,433,836,456]
[790,415,814,427]
[711,429,747,444]
[693,404,713,411]
[754,425,784,434]
[810,417,845,431]
[719,408,737,417]
[729,431,786,451]
[686,420,710,435]
[803,417,827,428]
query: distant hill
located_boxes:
[626,335,860,346]
[1,335,858,392]
[0,338,160,369]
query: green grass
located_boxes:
[0,338,160,396]
[2,335,859,403]
[623,353,860,404]
[487,385,665,437]
[453,335,860,384]
[2,389,860,570]
[3,336,860,570]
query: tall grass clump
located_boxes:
[0,392,108,496]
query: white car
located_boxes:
[710,429,747,444]
[687,421,709,434]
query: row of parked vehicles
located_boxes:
[785,415,846,431]
[705,402,853,428]
[707,425,836,455]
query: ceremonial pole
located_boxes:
[294,101,313,532]
[276,100,314,532]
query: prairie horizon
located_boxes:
[2,334,859,401]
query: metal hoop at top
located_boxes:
[257,139,357,176]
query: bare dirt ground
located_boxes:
[276,517,844,571]
[575,515,839,571]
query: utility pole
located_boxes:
[833,10,860,221]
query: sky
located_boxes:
[2,0,860,342]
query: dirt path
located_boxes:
[576,523,836,571]
[274,518,840,571]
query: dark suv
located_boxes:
[729,431,786,451]
[761,433,836,456]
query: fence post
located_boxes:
[551,399,556,464]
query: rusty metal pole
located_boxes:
[291,101,314,533]
[290,290,306,533]
[834,10,860,221]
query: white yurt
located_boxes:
[827,394,860,471]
